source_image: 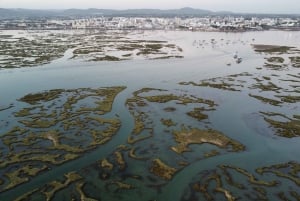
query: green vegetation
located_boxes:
[0,86,125,192]
[150,159,177,180]
[171,127,245,154]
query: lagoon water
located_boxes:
[0,30,300,200]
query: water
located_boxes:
[0,30,299,201]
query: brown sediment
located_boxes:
[277,192,290,201]
[219,165,246,189]
[3,164,48,191]
[100,158,114,170]
[193,173,237,201]
[0,34,73,69]
[0,86,125,191]
[163,107,176,112]
[261,112,300,138]
[204,150,220,158]
[171,127,245,154]
[90,55,122,61]
[249,94,282,106]
[0,32,183,69]
[0,104,14,112]
[142,93,215,107]
[180,81,242,91]
[14,188,39,201]
[253,187,268,200]
[275,95,300,103]
[19,89,64,104]
[76,182,98,201]
[150,158,177,180]
[132,114,145,135]
[290,191,300,200]
[187,107,209,121]
[109,181,134,190]
[128,147,147,160]
[266,57,285,63]
[290,56,300,68]
[251,44,297,54]
[114,151,126,171]
[221,165,278,187]
[287,74,300,79]
[250,81,282,92]
[42,172,82,201]
[127,132,153,144]
[256,161,300,186]
[160,118,177,127]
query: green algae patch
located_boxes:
[171,127,245,154]
[150,159,177,180]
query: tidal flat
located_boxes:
[0,30,300,201]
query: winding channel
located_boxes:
[0,88,135,201]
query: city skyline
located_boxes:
[0,0,300,14]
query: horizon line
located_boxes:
[1,7,300,15]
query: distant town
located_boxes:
[0,7,300,31]
[1,16,300,31]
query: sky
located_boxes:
[0,0,300,14]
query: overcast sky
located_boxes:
[0,0,299,14]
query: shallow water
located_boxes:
[0,30,299,201]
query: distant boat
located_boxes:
[233,51,238,59]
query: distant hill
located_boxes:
[0,7,298,19]
[0,7,216,19]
